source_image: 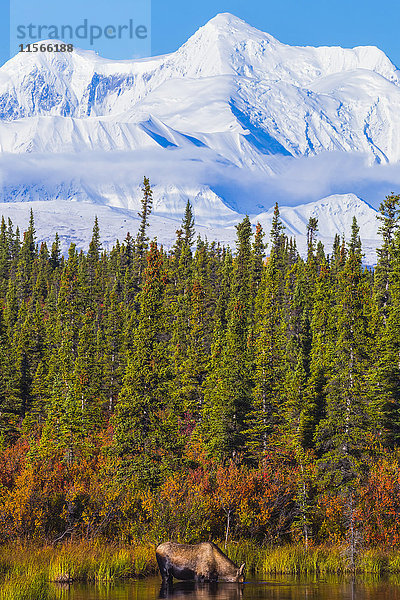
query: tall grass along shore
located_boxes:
[1,540,400,596]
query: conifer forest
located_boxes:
[0,179,400,552]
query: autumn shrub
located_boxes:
[1,434,400,554]
[0,437,148,543]
[141,455,299,545]
[141,467,217,542]
[0,453,74,541]
[357,454,400,547]
[314,493,347,544]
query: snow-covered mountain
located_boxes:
[0,12,395,259]
[257,194,379,240]
[2,13,400,162]
[0,193,380,264]
[256,194,379,262]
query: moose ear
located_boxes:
[239,563,245,575]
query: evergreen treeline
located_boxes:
[0,182,400,549]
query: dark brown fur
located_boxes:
[156,542,245,583]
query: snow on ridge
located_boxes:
[255,193,379,243]
[0,11,396,266]
[0,13,399,153]
[0,190,381,264]
[1,11,400,164]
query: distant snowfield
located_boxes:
[0,12,396,261]
[0,193,380,264]
[0,199,239,253]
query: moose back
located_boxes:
[156,542,245,583]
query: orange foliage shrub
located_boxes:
[1,433,398,547]
[0,438,29,490]
[142,448,299,544]
[357,454,400,547]
[315,492,346,543]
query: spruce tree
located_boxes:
[171,278,208,420]
[114,242,178,486]
[15,211,37,300]
[136,176,153,275]
[314,225,374,562]
[202,216,253,459]
[375,194,400,322]
[244,249,284,459]
[0,308,20,443]
[182,200,195,247]
[252,222,266,295]
[271,202,285,249]
[50,233,61,270]
[306,217,318,260]
[280,260,314,448]
[303,260,336,448]
[315,223,373,487]
[270,202,288,291]
[374,225,400,444]
[99,288,126,412]
[0,216,10,288]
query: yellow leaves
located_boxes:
[140,489,154,518]
[317,492,346,543]
[0,463,45,538]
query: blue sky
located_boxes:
[1,0,400,66]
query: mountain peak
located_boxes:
[198,12,277,43]
[0,12,397,264]
[175,12,280,78]
[204,13,248,28]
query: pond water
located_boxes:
[50,575,400,600]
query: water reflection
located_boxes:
[50,575,400,600]
[159,581,244,600]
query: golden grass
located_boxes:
[224,541,400,575]
[0,538,400,595]
[0,540,158,585]
[0,573,50,600]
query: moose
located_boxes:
[156,542,246,584]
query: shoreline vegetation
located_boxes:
[2,541,400,582]
[2,186,400,596]
[2,541,400,600]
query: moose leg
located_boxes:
[156,554,173,585]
